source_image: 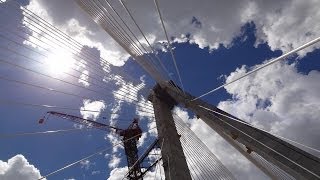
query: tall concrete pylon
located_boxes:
[148,84,192,180]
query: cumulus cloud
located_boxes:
[80,99,106,120]
[26,0,320,67]
[80,159,95,170]
[170,59,320,179]
[108,155,121,169]
[25,0,130,66]
[218,61,320,152]
[137,132,148,148]
[0,154,44,180]
[78,70,90,87]
[113,75,146,104]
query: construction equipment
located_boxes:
[39,111,158,180]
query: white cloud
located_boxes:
[169,60,320,179]
[218,61,320,151]
[24,0,320,70]
[113,76,146,104]
[21,0,320,74]
[26,0,130,66]
[0,154,44,180]
[136,96,154,118]
[78,70,90,87]
[108,155,121,169]
[80,99,106,120]
[137,132,148,148]
[104,101,123,153]
[250,0,320,56]
[107,167,127,180]
[80,159,94,170]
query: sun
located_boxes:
[45,49,76,76]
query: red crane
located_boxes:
[39,111,143,180]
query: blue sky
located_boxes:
[1,0,320,180]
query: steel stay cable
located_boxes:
[154,0,185,93]
[0,57,154,115]
[83,0,164,79]
[94,0,167,79]
[79,0,164,83]
[77,0,150,76]
[99,0,170,81]
[119,0,171,80]
[173,113,234,176]
[7,0,144,86]
[84,0,163,79]
[176,121,216,180]
[0,25,147,101]
[38,126,157,180]
[0,57,155,114]
[97,0,163,69]
[117,0,183,95]
[5,0,165,87]
[2,3,146,94]
[0,99,155,120]
[13,14,142,89]
[81,0,148,59]
[0,75,90,100]
[179,136,212,180]
[174,118,235,179]
[253,152,293,179]
[192,36,320,101]
[0,99,99,113]
[174,119,231,180]
[198,105,320,154]
[184,155,202,180]
[0,99,156,121]
[119,0,183,94]
[175,115,237,179]
[0,33,149,109]
[78,0,165,82]
[89,0,146,57]
[0,128,91,138]
[175,118,235,179]
[0,61,154,117]
[178,126,223,179]
[201,107,320,178]
[2,22,144,94]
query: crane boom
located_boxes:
[45,111,122,132]
[41,111,150,180]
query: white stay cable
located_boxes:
[193,36,320,101]
[0,128,88,138]
[154,0,185,93]
[119,0,172,80]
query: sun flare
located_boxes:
[45,49,75,75]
